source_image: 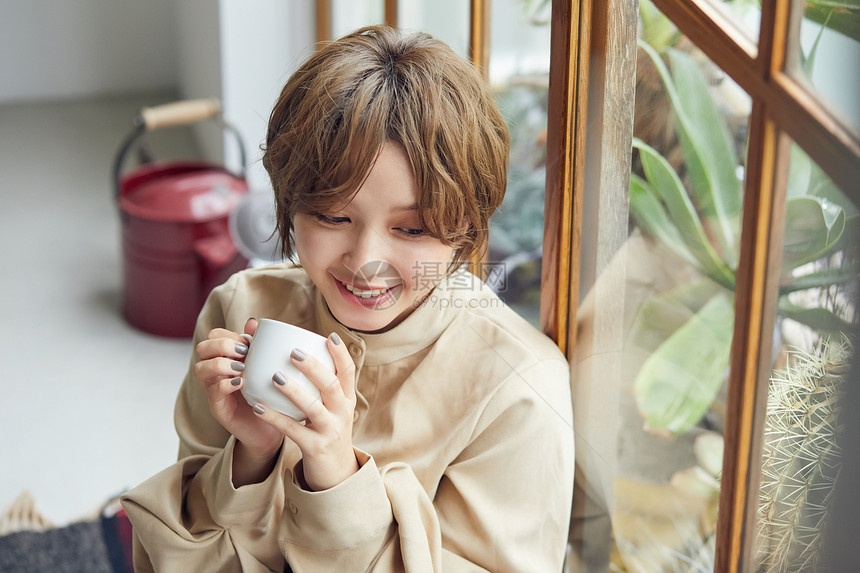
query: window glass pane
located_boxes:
[787,0,860,138]
[331,0,384,38]
[397,0,470,59]
[485,0,552,328]
[752,141,858,571]
[687,0,761,44]
[570,8,752,568]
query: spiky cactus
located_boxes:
[755,335,851,572]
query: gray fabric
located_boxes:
[0,520,113,573]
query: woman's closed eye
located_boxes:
[314,212,427,238]
[396,227,427,237]
[315,213,350,225]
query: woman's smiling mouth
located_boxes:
[344,283,393,298]
[333,275,402,308]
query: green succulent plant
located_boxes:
[628,36,858,436]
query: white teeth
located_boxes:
[344,283,390,298]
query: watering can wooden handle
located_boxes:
[139,99,222,130]
[113,98,247,202]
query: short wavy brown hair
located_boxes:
[262,25,510,267]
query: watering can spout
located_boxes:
[194,233,243,291]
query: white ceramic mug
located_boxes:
[241,319,335,420]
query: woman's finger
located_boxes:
[271,370,329,422]
[290,348,345,407]
[219,375,245,396]
[193,356,247,388]
[251,401,313,444]
[327,333,356,401]
[201,376,247,424]
[196,337,250,361]
[243,317,259,338]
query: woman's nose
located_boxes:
[343,224,391,273]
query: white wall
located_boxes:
[172,1,315,189]
[218,0,314,189]
[0,0,316,188]
[175,0,224,166]
[0,0,178,103]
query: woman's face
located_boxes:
[293,142,455,333]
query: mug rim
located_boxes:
[255,318,327,342]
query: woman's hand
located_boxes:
[251,332,359,491]
[193,318,285,478]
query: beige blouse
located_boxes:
[121,265,574,572]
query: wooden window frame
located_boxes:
[314,0,398,42]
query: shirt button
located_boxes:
[349,344,362,356]
[288,500,298,514]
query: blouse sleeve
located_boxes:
[121,436,290,573]
[278,358,575,572]
[122,274,294,573]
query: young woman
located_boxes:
[122,25,574,572]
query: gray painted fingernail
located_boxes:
[291,349,306,362]
[253,403,265,415]
[273,372,288,386]
[331,332,342,346]
[241,333,253,344]
[235,343,249,355]
[231,377,242,387]
[231,361,245,372]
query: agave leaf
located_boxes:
[808,174,859,218]
[778,299,855,332]
[669,49,743,268]
[634,138,736,289]
[787,143,813,199]
[634,292,734,436]
[801,7,832,76]
[807,0,860,10]
[788,142,858,219]
[781,264,860,294]
[782,196,846,271]
[638,41,742,268]
[805,1,860,43]
[628,279,727,354]
[833,213,860,251]
[638,0,681,51]
[629,173,699,268]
